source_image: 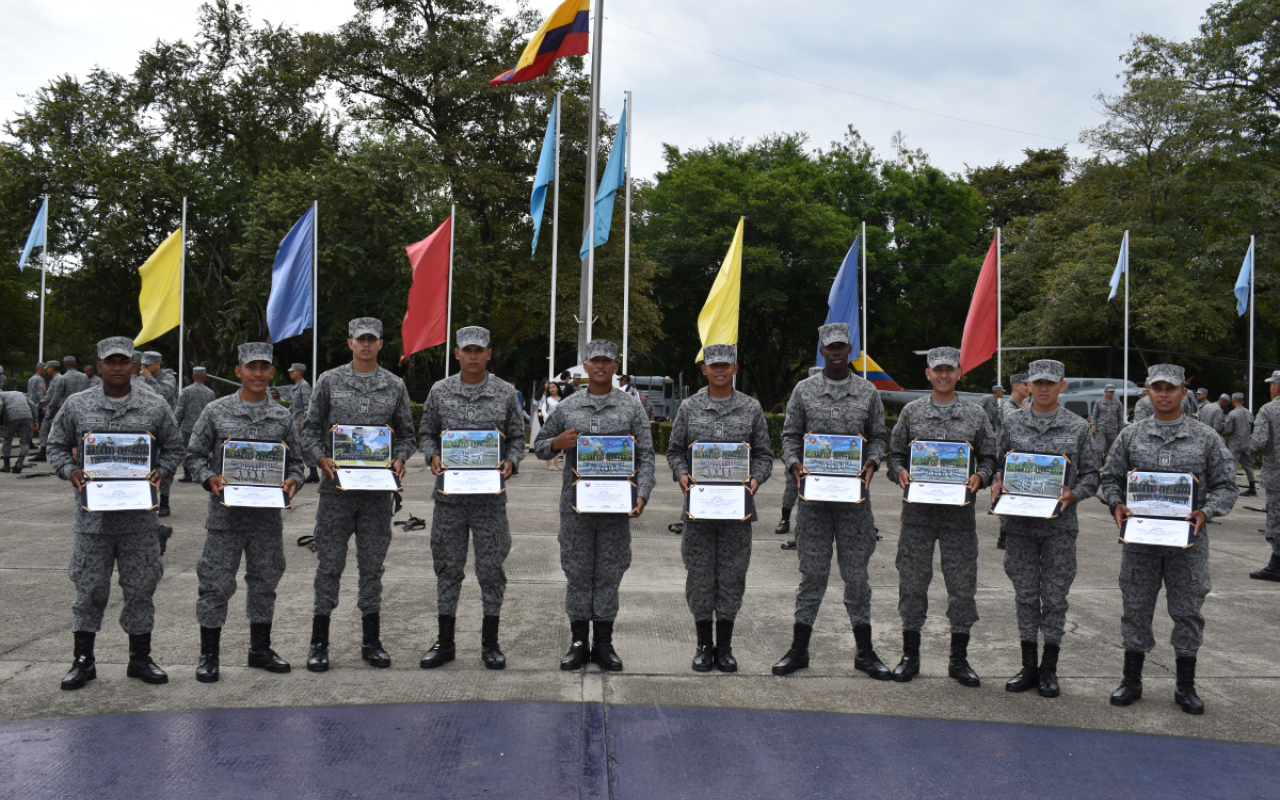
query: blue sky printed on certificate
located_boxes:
[333,424,393,468]
[910,441,971,484]
[576,436,635,477]
[441,430,502,469]
[1004,453,1066,498]
[803,434,863,476]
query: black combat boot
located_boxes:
[1,458,10,472]
[560,620,590,670]
[590,620,623,671]
[692,619,715,672]
[1249,553,1280,582]
[948,632,981,687]
[1038,642,1061,698]
[306,467,320,484]
[125,632,169,684]
[481,615,505,670]
[157,525,173,556]
[1005,640,1039,693]
[307,614,330,672]
[179,470,193,483]
[157,494,171,518]
[420,614,456,669]
[997,519,1007,550]
[196,626,220,683]
[361,613,391,668]
[715,618,738,673]
[1174,656,1205,715]
[11,458,23,474]
[771,622,812,676]
[61,632,97,691]
[852,623,892,680]
[775,507,791,535]
[892,630,921,682]
[248,622,291,673]
[1110,650,1144,706]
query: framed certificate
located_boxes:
[689,441,751,484]
[80,431,158,512]
[1121,516,1194,548]
[438,429,505,495]
[443,469,505,495]
[904,439,974,505]
[336,468,401,491]
[573,479,637,514]
[687,484,748,520]
[220,439,290,508]
[1120,470,1198,548]
[993,452,1066,519]
[801,474,863,503]
[575,436,635,478]
[332,424,398,491]
[802,433,863,477]
[82,479,156,512]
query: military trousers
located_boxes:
[1003,531,1077,644]
[68,528,164,634]
[1119,533,1210,657]
[430,501,511,617]
[793,500,878,627]
[682,519,752,621]
[38,414,52,449]
[1,419,33,465]
[781,475,798,513]
[196,527,286,628]
[1267,494,1280,557]
[1098,430,1118,458]
[312,491,395,616]
[896,525,979,634]
[1232,447,1256,489]
[558,513,631,622]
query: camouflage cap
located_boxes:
[1233,392,1245,400]
[348,317,383,339]
[1010,373,1029,385]
[703,344,737,365]
[1196,387,1209,395]
[97,337,135,361]
[1104,384,1116,391]
[585,340,618,361]
[45,360,58,369]
[926,346,961,369]
[192,366,207,376]
[456,326,490,349]
[62,354,77,364]
[808,366,823,377]
[131,350,142,362]
[1220,393,1231,401]
[818,323,851,346]
[991,385,1004,393]
[238,342,273,364]
[288,363,306,374]
[1264,371,1280,384]
[1026,359,1065,383]
[1147,364,1185,387]
[141,351,162,365]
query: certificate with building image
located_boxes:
[801,433,865,503]
[1120,470,1197,548]
[440,429,506,495]
[220,439,289,508]
[994,452,1066,518]
[332,424,399,490]
[575,435,635,478]
[904,439,974,506]
[80,431,157,511]
[689,442,750,484]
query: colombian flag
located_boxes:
[490,0,590,86]
[852,353,902,391]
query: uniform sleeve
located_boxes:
[417,386,442,461]
[1071,423,1101,503]
[1202,431,1240,521]
[296,382,311,420]
[994,420,1012,478]
[282,416,306,488]
[46,375,64,409]
[185,407,217,487]
[1251,407,1272,454]
[780,384,806,470]
[534,403,566,461]
[972,410,998,486]
[1222,411,1235,438]
[391,378,418,462]
[504,389,526,466]
[46,397,80,480]
[665,403,692,480]
[886,403,913,483]
[1098,427,1133,510]
[862,389,888,468]
[153,403,185,480]
[173,389,188,428]
[748,401,774,485]
[302,373,330,463]
[632,400,657,502]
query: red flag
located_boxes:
[960,235,999,373]
[401,216,452,359]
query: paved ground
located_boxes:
[2,451,1279,797]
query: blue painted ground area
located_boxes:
[2,702,1276,799]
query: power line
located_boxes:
[607,17,1070,144]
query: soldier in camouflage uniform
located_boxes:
[771,328,891,678]
[0,387,37,473]
[174,366,216,482]
[186,343,304,682]
[991,360,1100,698]
[1181,381,1200,419]
[418,327,525,671]
[45,354,90,420]
[1200,393,1228,436]
[288,363,320,484]
[1224,393,1257,496]
[886,346,997,687]
[667,344,773,673]
[1099,364,1237,715]
[139,352,178,515]
[302,317,416,672]
[1249,371,1280,582]
[995,373,1030,551]
[35,359,61,460]
[774,366,824,538]
[1195,388,1209,414]
[1090,384,1125,458]
[48,336,184,690]
[27,361,46,419]
[981,385,1004,432]
[1133,386,1153,422]
[534,340,656,672]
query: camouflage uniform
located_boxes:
[996,404,1100,644]
[186,392,305,627]
[1198,400,1226,435]
[0,390,37,469]
[37,366,62,447]
[781,373,888,627]
[667,387,773,621]
[174,380,216,450]
[1181,393,1200,419]
[48,373,184,634]
[1133,396,1153,422]
[419,372,526,617]
[302,362,417,616]
[27,371,45,412]
[533,385,656,622]
[1224,404,1256,491]
[1098,415,1237,656]
[1090,396,1124,456]
[290,376,314,469]
[1251,396,1280,559]
[887,396,997,633]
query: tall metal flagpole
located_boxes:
[178,197,186,389]
[38,194,48,364]
[312,201,319,381]
[860,220,867,380]
[445,203,456,379]
[622,90,632,374]
[1122,230,1130,416]
[549,92,561,382]
[996,227,1002,386]
[579,0,604,361]
[1249,235,1256,413]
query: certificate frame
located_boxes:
[1120,516,1195,549]
[81,479,158,512]
[440,469,506,495]
[572,478,638,514]
[688,441,751,485]
[993,451,1067,519]
[440,429,505,470]
[574,435,636,479]
[331,424,394,469]
[335,467,402,492]
[686,483,750,520]
[219,438,291,508]
[1120,469,1199,549]
[800,474,865,504]
[801,433,864,477]
[81,430,156,480]
[903,438,975,505]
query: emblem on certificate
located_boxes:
[220,439,290,508]
[80,431,158,512]
[331,424,400,491]
[800,433,865,503]
[993,452,1066,519]
[904,439,974,506]
[573,435,636,513]
[1120,470,1197,548]
[686,442,751,520]
[440,429,505,495]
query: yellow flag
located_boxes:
[134,228,183,346]
[696,217,744,362]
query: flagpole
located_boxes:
[579,0,604,361]
[1249,235,1256,413]
[622,90,632,374]
[312,201,319,381]
[38,195,48,365]
[549,92,561,383]
[860,220,867,380]
[1123,230,1129,417]
[996,227,1002,386]
[178,197,186,390]
[445,203,455,379]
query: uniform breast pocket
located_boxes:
[1163,444,1206,474]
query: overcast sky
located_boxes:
[2,0,1212,178]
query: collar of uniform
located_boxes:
[817,373,860,400]
[581,387,621,408]
[923,396,964,417]
[692,387,742,414]
[1142,414,1194,441]
[339,363,387,391]
[448,372,496,398]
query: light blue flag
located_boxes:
[17,198,47,271]
[1107,234,1127,301]
[266,206,316,343]
[579,102,627,260]
[530,98,557,258]
[1235,239,1254,316]
[816,234,862,367]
